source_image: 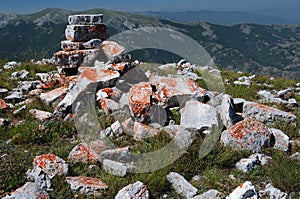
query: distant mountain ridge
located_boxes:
[140,10,291,25]
[0,8,299,79]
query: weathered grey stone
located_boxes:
[218,94,238,129]
[100,147,131,162]
[133,122,159,141]
[5,91,24,101]
[115,181,149,199]
[221,118,273,152]
[13,105,26,115]
[61,40,83,51]
[101,41,127,63]
[192,189,224,199]
[236,153,272,173]
[3,61,19,70]
[164,125,195,149]
[226,181,259,199]
[260,183,287,199]
[103,159,127,177]
[68,14,103,25]
[269,128,290,151]
[242,102,297,125]
[83,39,102,49]
[54,49,100,68]
[26,167,51,191]
[29,109,53,121]
[29,89,43,96]
[40,87,68,105]
[167,172,198,199]
[33,154,68,179]
[66,176,108,194]
[3,182,49,199]
[180,100,218,132]
[111,120,123,136]
[68,142,98,163]
[277,89,292,100]
[0,88,8,94]
[233,98,245,113]
[65,24,108,42]
[11,70,30,79]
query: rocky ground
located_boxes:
[0,14,299,199]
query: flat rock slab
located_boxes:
[66,176,108,195]
[68,14,104,25]
[61,40,83,51]
[115,181,149,199]
[68,142,99,163]
[221,118,273,152]
[65,24,108,42]
[129,82,153,122]
[242,102,297,125]
[167,172,198,199]
[180,100,218,132]
[33,154,68,179]
[40,87,68,105]
[149,76,205,106]
[236,153,272,173]
[54,49,99,68]
[3,182,49,199]
[100,147,130,162]
[226,181,260,199]
[78,67,120,85]
[29,109,53,121]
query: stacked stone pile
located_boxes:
[53,14,109,74]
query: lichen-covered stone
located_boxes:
[115,181,149,199]
[65,24,108,42]
[61,40,83,51]
[68,142,98,163]
[66,176,108,194]
[221,118,273,152]
[68,14,104,25]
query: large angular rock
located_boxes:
[192,189,224,199]
[270,128,290,152]
[40,87,68,105]
[102,41,126,63]
[68,142,99,163]
[26,167,51,191]
[115,181,149,199]
[167,172,198,199]
[242,102,297,125]
[29,109,53,121]
[164,125,195,150]
[100,147,131,162]
[133,122,160,141]
[65,24,108,42]
[3,182,49,199]
[33,154,68,179]
[260,183,288,199]
[221,118,273,152]
[226,181,260,199]
[236,153,272,173]
[149,76,205,106]
[129,82,153,122]
[68,14,104,25]
[218,94,239,129]
[180,100,218,132]
[54,49,100,68]
[103,159,127,177]
[66,176,108,194]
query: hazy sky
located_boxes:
[0,0,299,20]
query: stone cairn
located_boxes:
[53,14,109,75]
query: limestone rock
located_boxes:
[11,70,30,79]
[78,67,120,86]
[218,94,239,129]
[61,40,83,51]
[3,182,49,199]
[270,128,290,151]
[221,118,273,152]
[40,87,68,105]
[129,82,153,123]
[13,105,26,115]
[103,159,127,177]
[115,181,149,199]
[133,122,159,141]
[33,154,68,179]
[102,41,126,63]
[5,91,24,101]
[260,183,287,199]
[68,14,104,25]
[54,49,100,68]
[68,142,98,163]
[277,89,292,100]
[66,176,108,194]
[83,39,102,49]
[226,181,259,199]
[29,109,53,121]
[3,61,19,70]
[26,167,51,191]
[192,189,224,199]
[236,153,272,173]
[111,120,124,136]
[100,147,131,162]
[180,100,218,132]
[65,24,108,42]
[89,139,114,154]
[167,172,198,199]
[242,102,297,125]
